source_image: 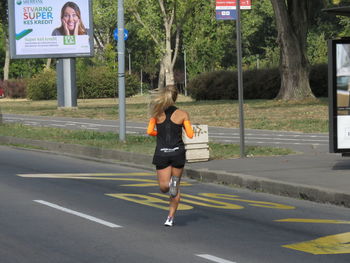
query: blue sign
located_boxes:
[216,10,237,20]
[114,28,129,41]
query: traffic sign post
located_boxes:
[216,0,248,157]
[117,0,126,142]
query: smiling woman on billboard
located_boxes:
[8,0,94,59]
[52,2,87,36]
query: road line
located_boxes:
[210,135,328,142]
[18,172,154,178]
[275,218,350,224]
[196,254,236,263]
[33,200,122,228]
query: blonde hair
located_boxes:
[149,85,178,118]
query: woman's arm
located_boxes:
[182,111,194,138]
[183,120,194,138]
[147,117,158,136]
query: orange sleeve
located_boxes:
[147,118,158,136]
[183,120,194,139]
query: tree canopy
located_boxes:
[0,0,349,99]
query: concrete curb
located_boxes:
[185,168,350,207]
[1,136,350,208]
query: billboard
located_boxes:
[329,39,350,152]
[8,0,94,59]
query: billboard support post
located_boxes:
[56,58,77,108]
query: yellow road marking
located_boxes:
[17,173,154,178]
[283,232,350,255]
[275,218,350,224]
[200,193,295,210]
[17,173,192,187]
[151,193,244,209]
[121,181,192,187]
[105,193,193,211]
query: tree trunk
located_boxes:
[270,0,315,100]
[164,24,175,86]
[45,58,52,70]
[158,57,166,89]
[3,37,10,81]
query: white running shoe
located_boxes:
[169,176,180,197]
[164,216,174,227]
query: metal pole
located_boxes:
[236,0,245,157]
[140,69,143,95]
[128,49,131,74]
[184,49,187,96]
[118,0,126,141]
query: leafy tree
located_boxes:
[269,0,316,100]
[269,0,350,100]
[126,0,196,88]
[183,2,233,78]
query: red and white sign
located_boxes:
[216,0,251,10]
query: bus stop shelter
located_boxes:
[324,6,350,155]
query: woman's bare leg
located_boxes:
[157,166,184,221]
[168,167,183,218]
[156,166,172,193]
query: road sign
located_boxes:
[216,0,250,20]
[216,0,251,10]
[216,10,237,20]
[114,28,129,41]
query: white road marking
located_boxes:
[196,254,236,263]
[34,200,122,228]
[210,135,328,142]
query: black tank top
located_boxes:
[155,106,185,156]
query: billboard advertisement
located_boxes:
[329,39,350,152]
[8,0,94,59]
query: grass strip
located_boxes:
[0,123,295,159]
[0,96,329,133]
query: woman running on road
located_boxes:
[147,85,194,226]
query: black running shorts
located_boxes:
[152,152,186,170]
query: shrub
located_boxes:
[187,68,280,100]
[77,66,139,99]
[27,69,57,100]
[125,73,141,97]
[0,79,27,98]
[187,64,328,100]
[77,66,116,99]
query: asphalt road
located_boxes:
[1,146,350,262]
[2,114,329,153]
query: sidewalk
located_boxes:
[1,134,350,208]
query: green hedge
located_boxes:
[26,66,140,100]
[27,69,56,100]
[187,64,328,100]
[77,66,139,99]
